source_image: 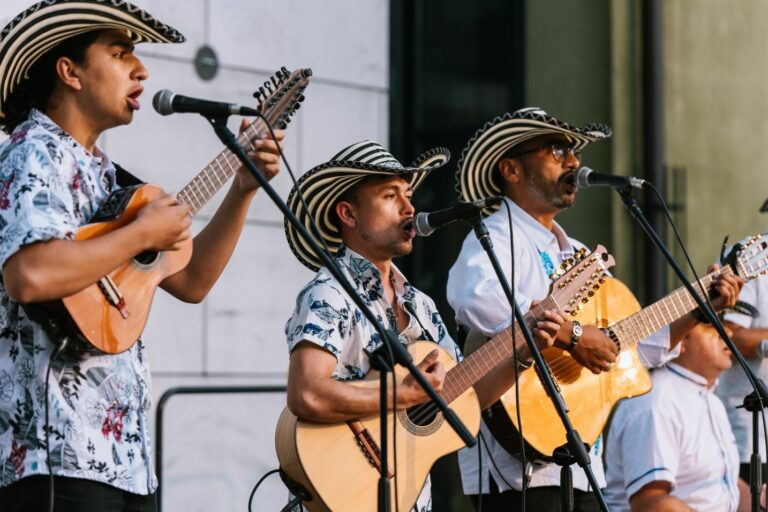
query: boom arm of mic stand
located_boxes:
[204,116,476,439]
[617,189,768,402]
[470,217,610,512]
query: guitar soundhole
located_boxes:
[405,405,437,427]
[134,250,159,265]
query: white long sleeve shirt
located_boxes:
[446,197,678,493]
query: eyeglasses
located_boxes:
[506,144,582,163]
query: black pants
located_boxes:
[469,480,600,512]
[0,475,157,512]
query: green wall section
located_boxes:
[524,0,622,278]
[665,0,768,273]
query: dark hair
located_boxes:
[1,30,101,134]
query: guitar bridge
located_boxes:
[98,276,130,319]
[347,420,394,479]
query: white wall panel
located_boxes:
[205,223,313,374]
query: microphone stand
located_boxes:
[617,186,768,512]
[203,115,475,512]
[470,215,609,512]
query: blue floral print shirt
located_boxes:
[285,245,460,512]
[0,110,156,494]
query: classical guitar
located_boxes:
[275,246,614,512]
[485,233,768,460]
[25,67,312,354]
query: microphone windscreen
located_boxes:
[152,89,175,116]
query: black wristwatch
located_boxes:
[567,320,583,351]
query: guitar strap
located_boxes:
[114,163,145,187]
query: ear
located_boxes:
[498,158,523,185]
[54,56,84,92]
[335,200,357,229]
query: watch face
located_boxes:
[573,322,583,337]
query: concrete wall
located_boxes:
[664,0,768,272]
[0,1,389,509]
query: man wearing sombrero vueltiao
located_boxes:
[0,1,284,510]
[446,107,743,510]
[282,140,565,511]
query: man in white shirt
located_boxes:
[446,107,743,510]
[605,321,741,512]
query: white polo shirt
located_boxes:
[716,276,768,462]
[446,197,676,493]
[605,363,740,512]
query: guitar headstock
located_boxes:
[252,66,312,129]
[730,233,768,280]
[549,245,615,317]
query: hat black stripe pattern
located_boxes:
[456,107,612,216]
[0,0,185,116]
[284,140,450,271]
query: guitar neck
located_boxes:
[175,121,265,215]
[440,296,557,403]
[610,267,730,350]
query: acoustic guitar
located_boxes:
[484,233,768,460]
[275,246,615,512]
[25,67,312,354]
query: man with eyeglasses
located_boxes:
[445,108,742,511]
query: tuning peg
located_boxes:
[271,76,278,87]
[264,81,273,92]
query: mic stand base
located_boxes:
[368,345,395,512]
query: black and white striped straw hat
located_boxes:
[285,140,450,272]
[456,107,612,216]
[0,0,185,116]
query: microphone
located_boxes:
[414,196,503,237]
[576,166,645,190]
[152,89,260,117]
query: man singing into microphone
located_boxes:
[0,2,283,510]
[446,107,742,510]
[282,140,564,511]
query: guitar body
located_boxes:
[275,341,482,512]
[31,184,192,354]
[488,278,652,459]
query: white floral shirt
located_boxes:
[0,110,156,494]
[285,246,461,512]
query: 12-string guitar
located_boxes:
[275,246,614,512]
[26,67,312,354]
[484,234,768,460]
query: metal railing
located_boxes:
[154,385,287,511]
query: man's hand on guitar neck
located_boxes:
[555,321,618,374]
[705,263,744,312]
[232,120,285,195]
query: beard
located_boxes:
[520,160,576,209]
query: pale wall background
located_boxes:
[0,1,389,510]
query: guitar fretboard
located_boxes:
[609,268,729,350]
[175,123,265,215]
[440,296,557,404]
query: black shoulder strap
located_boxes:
[114,162,144,187]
